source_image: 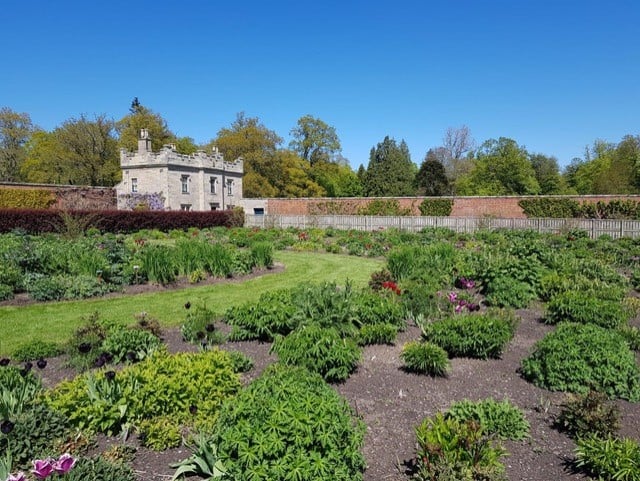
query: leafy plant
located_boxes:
[63,455,136,481]
[575,435,640,481]
[422,311,517,359]
[171,433,227,480]
[400,341,449,376]
[412,413,507,481]
[225,351,254,373]
[419,198,453,216]
[211,364,366,481]
[138,416,182,450]
[181,303,224,345]
[358,323,398,346]
[271,325,361,382]
[556,391,620,439]
[250,241,274,269]
[446,398,530,441]
[11,340,63,362]
[101,326,162,364]
[521,323,640,401]
[545,291,629,328]
[618,325,640,352]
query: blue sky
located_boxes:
[1,0,638,170]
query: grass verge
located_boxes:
[0,251,383,356]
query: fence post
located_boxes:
[591,219,595,239]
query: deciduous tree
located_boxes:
[116,99,175,152]
[289,115,341,166]
[0,107,34,181]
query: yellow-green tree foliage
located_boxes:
[0,188,56,208]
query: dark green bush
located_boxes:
[618,325,640,352]
[102,326,162,364]
[575,435,640,481]
[212,364,366,481]
[225,350,254,373]
[484,277,536,308]
[65,313,109,371]
[446,398,530,440]
[521,323,640,401]
[271,325,361,382]
[556,391,620,439]
[413,413,507,481]
[0,283,13,301]
[546,291,629,328]
[423,311,517,359]
[400,341,449,376]
[518,198,580,218]
[419,198,453,216]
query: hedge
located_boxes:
[419,198,453,216]
[519,198,640,219]
[0,188,56,209]
[0,209,244,234]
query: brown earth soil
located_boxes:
[17,283,640,481]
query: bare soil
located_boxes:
[25,289,640,481]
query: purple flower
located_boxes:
[7,472,26,481]
[0,358,9,366]
[31,458,54,479]
[53,453,76,474]
[454,304,464,313]
[447,292,458,303]
[36,358,47,369]
[1,419,14,434]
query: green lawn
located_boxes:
[0,251,383,356]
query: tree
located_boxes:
[441,125,475,189]
[363,136,416,196]
[415,149,450,196]
[21,130,69,183]
[209,113,283,198]
[456,137,540,195]
[0,107,34,181]
[274,150,326,197]
[289,115,341,165]
[116,99,175,152]
[55,114,120,186]
[530,154,567,194]
[310,161,363,197]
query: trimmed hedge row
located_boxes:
[0,209,244,234]
[519,198,640,219]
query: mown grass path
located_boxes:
[0,251,383,355]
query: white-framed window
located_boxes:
[227,179,233,196]
[181,175,189,194]
[131,178,138,193]
[209,176,217,194]
[180,204,191,211]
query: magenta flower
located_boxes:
[448,292,458,303]
[53,453,76,475]
[454,303,464,313]
[7,472,26,481]
[31,458,54,479]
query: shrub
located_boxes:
[138,416,182,450]
[225,350,254,373]
[446,399,530,440]
[0,284,13,301]
[556,391,620,439]
[211,364,366,481]
[180,303,219,345]
[520,323,640,401]
[413,413,507,481]
[25,275,67,301]
[400,341,449,376]
[271,325,361,383]
[545,291,629,328]
[250,241,274,269]
[518,198,580,218]
[65,313,109,371]
[202,243,234,278]
[358,323,398,345]
[101,326,162,364]
[423,311,517,359]
[419,198,453,216]
[618,325,640,352]
[484,277,536,308]
[368,269,395,291]
[11,340,63,361]
[575,435,640,481]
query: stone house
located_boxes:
[115,129,243,211]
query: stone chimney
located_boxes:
[138,128,152,153]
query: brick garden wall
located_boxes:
[0,183,116,210]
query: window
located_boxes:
[181,175,189,194]
[180,204,191,211]
[210,202,220,211]
[253,207,265,215]
[131,178,138,193]
[227,179,233,196]
[209,176,217,194]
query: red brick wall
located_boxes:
[265,195,640,218]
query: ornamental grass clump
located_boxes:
[400,341,449,377]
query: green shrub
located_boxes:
[355,291,405,329]
[446,398,530,440]
[65,313,109,371]
[484,277,536,308]
[141,245,177,284]
[521,323,640,401]
[618,325,640,352]
[0,188,56,209]
[47,349,242,438]
[419,198,453,216]
[423,311,517,359]
[138,416,182,450]
[0,283,13,301]
[413,413,507,481]
[180,303,222,345]
[271,325,361,383]
[575,435,640,481]
[368,269,395,291]
[212,364,366,481]
[556,391,620,439]
[11,340,63,361]
[518,198,580,218]
[64,456,136,481]
[400,341,449,376]
[358,323,398,345]
[25,275,67,301]
[545,291,629,328]
[225,350,254,373]
[101,326,162,364]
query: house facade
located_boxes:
[115,129,243,211]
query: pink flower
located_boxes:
[7,472,26,481]
[455,303,464,313]
[53,453,76,474]
[31,458,54,479]
[448,292,458,303]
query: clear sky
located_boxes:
[1,0,638,170]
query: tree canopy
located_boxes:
[0,107,34,182]
[363,136,416,196]
[415,149,450,196]
[289,115,341,165]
